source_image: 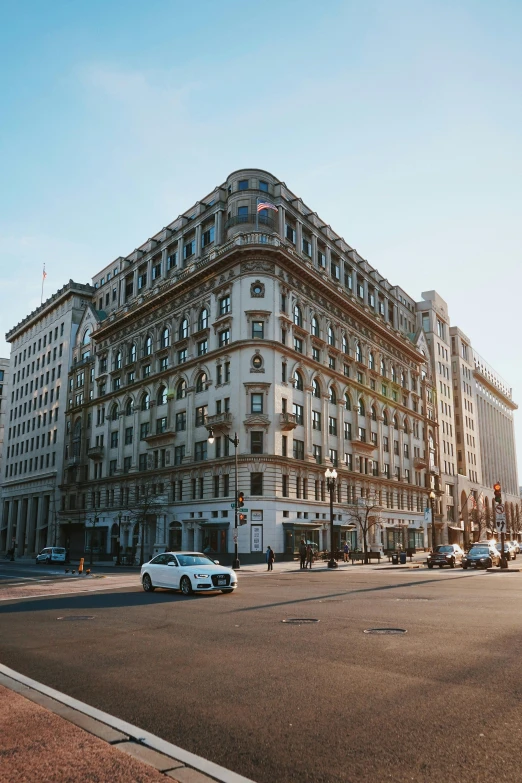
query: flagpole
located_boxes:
[41,264,46,304]
[256,199,259,233]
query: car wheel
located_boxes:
[221,588,234,594]
[450,559,455,568]
[180,576,193,596]
[142,573,155,592]
[438,564,443,568]
[462,564,468,569]
[427,563,433,569]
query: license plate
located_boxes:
[217,578,226,585]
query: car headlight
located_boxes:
[195,573,210,578]
[445,554,452,558]
[480,558,487,562]
[427,555,432,559]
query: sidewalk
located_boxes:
[0,665,255,783]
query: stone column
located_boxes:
[322,394,329,462]
[132,409,140,469]
[215,211,223,247]
[6,500,17,554]
[311,233,318,266]
[278,206,285,239]
[296,220,303,256]
[177,236,184,267]
[304,387,313,459]
[195,224,202,259]
[184,388,195,459]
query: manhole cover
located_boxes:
[57,616,95,621]
[364,628,407,635]
[282,618,320,624]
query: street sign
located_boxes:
[495,503,506,529]
[496,518,507,534]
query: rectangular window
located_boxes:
[252,321,264,339]
[219,330,230,347]
[293,403,304,425]
[313,445,322,464]
[110,431,118,448]
[140,422,149,440]
[123,456,132,473]
[175,411,186,431]
[174,445,185,465]
[138,454,148,471]
[250,432,263,454]
[202,225,215,247]
[177,349,187,364]
[312,410,321,431]
[156,416,167,434]
[251,394,263,414]
[238,179,249,190]
[312,347,320,362]
[250,472,263,495]
[329,448,338,467]
[302,237,312,256]
[344,422,352,440]
[197,339,208,356]
[345,453,353,470]
[219,295,231,315]
[293,336,303,353]
[358,427,366,442]
[167,251,177,270]
[195,441,207,461]
[282,435,288,457]
[195,405,208,427]
[184,239,195,259]
[259,180,268,192]
[293,439,304,460]
[124,427,133,445]
[285,224,296,244]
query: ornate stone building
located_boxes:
[59,168,437,564]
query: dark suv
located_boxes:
[427,544,464,569]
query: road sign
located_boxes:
[496,518,506,534]
[496,503,505,515]
[495,503,506,530]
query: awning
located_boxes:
[198,521,230,529]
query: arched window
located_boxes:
[312,379,321,398]
[125,398,134,416]
[293,305,302,327]
[391,366,397,383]
[383,410,388,426]
[141,392,150,411]
[329,386,337,404]
[310,316,319,337]
[198,308,209,331]
[357,398,365,416]
[393,415,398,430]
[381,357,386,376]
[176,379,187,400]
[342,334,348,354]
[345,393,351,411]
[82,327,91,345]
[144,335,153,357]
[129,344,137,364]
[368,351,375,371]
[110,403,118,421]
[327,326,335,347]
[403,419,409,434]
[157,385,167,406]
[355,343,362,363]
[294,370,304,391]
[160,327,170,349]
[114,351,122,370]
[179,318,189,341]
[371,405,377,421]
[196,372,207,393]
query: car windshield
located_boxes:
[177,553,216,567]
[469,547,489,555]
[436,546,453,553]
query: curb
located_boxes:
[0,664,256,783]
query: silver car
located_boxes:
[35,546,67,564]
[141,551,238,595]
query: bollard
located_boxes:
[78,557,84,574]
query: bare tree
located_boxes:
[469,506,489,543]
[126,474,167,565]
[345,494,381,564]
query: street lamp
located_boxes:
[89,515,98,567]
[429,490,436,551]
[116,512,122,566]
[208,428,241,570]
[325,467,338,569]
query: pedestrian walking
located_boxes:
[306,544,314,569]
[299,539,307,569]
[267,546,275,571]
[343,541,350,562]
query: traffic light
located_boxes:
[493,482,502,505]
[238,513,247,526]
[238,492,245,509]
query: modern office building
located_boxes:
[0,281,92,556]
[57,168,438,564]
[0,357,10,502]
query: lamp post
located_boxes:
[116,512,122,566]
[89,515,98,567]
[429,490,436,551]
[325,467,338,569]
[208,429,240,570]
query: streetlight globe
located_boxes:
[207,429,215,445]
[325,468,332,479]
[331,469,338,479]
[429,490,436,499]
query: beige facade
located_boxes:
[0,282,93,555]
[0,357,10,497]
[57,168,437,564]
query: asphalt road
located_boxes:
[1,566,522,783]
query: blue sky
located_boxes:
[1,0,521,475]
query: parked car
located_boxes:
[509,541,521,554]
[492,540,516,560]
[461,545,500,569]
[140,551,238,595]
[35,547,67,564]
[427,544,465,569]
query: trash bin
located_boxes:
[399,552,407,565]
[391,553,399,565]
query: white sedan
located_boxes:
[140,552,238,595]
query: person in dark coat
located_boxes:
[306,544,314,569]
[267,546,275,571]
[299,540,307,569]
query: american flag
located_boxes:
[42,265,47,280]
[257,200,278,213]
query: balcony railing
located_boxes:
[224,213,276,232]
[87,445,104,460]
[206,412,233,430]
[279,412,297,431]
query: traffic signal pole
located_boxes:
[232,433,240,570]
[494,482,508,569]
